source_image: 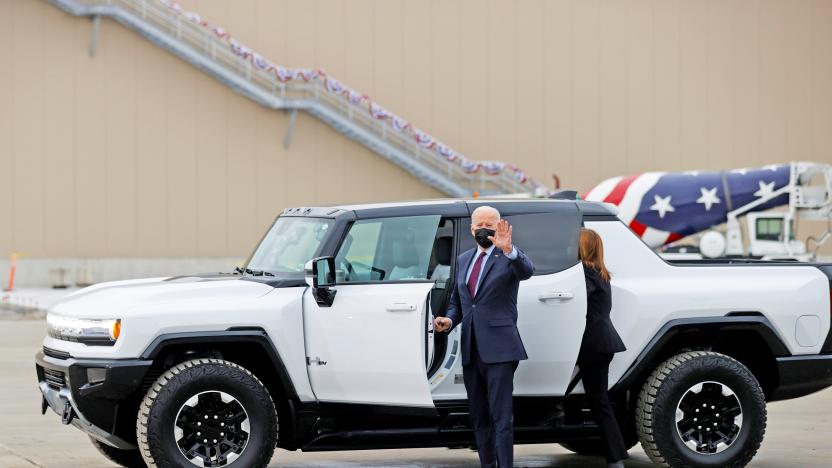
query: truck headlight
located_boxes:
[46,314,121,346]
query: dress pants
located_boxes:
[578,352,630,463]
[463,326,518,468]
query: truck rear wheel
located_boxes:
[137,359,277,468]
[89,436,147,468]
[635,351,766,468]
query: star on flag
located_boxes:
[696,187,721,211]
[753,180,776,198]
[650,194,675,218]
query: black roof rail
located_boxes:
[548,190,578,200]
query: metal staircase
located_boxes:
[48,0,544,197]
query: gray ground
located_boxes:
[2,319,829,467]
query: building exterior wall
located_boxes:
[1,0,831,261]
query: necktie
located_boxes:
[467,251,487,298]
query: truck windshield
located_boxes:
[246,217,333,276]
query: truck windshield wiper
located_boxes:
[244,268,274,277]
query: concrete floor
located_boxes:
[2,319,829,468]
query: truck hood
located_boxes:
[50,275,284,319]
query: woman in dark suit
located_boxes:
[578,228,628,468]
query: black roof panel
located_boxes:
[279,197,617,219]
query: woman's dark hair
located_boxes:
[579,228,611,282]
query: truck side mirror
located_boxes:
[307,256,337,307]
[312,257,336,288]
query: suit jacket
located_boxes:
[578,265,626,358]
[445,246,535,365]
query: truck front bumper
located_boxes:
[35,349,153,449]
[769,354,832,402]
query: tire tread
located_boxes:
[136,358,277,468]
[634,351,767,468]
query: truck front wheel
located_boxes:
[136,359,278,468]
[635,351,766,468]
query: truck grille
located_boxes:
[43,368,66,390]
[43,346,72,360]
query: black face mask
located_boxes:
[474,228,496,248]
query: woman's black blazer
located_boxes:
[578,264,626,357]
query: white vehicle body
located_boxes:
[35,198,832,468]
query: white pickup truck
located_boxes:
[36,198,832,468]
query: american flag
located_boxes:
[583,164,791,247]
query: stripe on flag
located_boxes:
[615,172,664,224]
[584,176,623,201]
[602,175,640,205]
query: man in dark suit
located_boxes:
[434,206,535,468]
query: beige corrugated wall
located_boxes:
[1,0,831,259]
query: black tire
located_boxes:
[137,358,278,468]
[635,351,766,468]
[560,437,637,456]
[90,436,147,468]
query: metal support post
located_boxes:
[283,109,298,149]
[89,14,101,57]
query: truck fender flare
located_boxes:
[140,328,298,400]
[612,314,790,392]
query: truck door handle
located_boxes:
[538,292,574,302]
[386,302,417,312]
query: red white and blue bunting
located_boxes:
[159,0,539,190]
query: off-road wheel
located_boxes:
[635,351,766,468]
[137,359,277,468]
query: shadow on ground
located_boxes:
[269,448,658,468]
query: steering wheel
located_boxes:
[370,266,386,281]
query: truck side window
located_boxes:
[505,212,580,275]
[458,212,580,275]
[335,215,441,283]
